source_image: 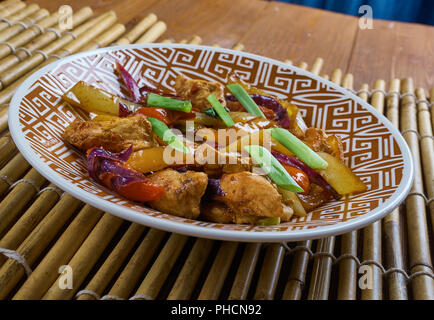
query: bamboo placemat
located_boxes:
[0,3,433,300]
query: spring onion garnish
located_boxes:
[206,94,234,127]
[226,83,265,118]
[147,117,190,154]
[203,106,231,118]
[257,217,281,226]
[270,128,328,170]
[244,145,304,192]
[147,93,192,113]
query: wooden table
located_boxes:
[28,0,434,91]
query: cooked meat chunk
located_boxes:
[303,127,344,163]
[63,116,156,153]
[200,201,234,223]
[195,143,251,177]
[147,169,208,219]
[216,171,284,219]
[174,74,226,111]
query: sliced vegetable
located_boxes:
[281,164,310,194]
[147,116,190,154]
[64,81,140,116]
[317,152,368,195]
[206,94,234,127]
[115,61,142,104]
[271,128,328,170]
[147,93,192,113]
[126,146,168,173]
[244,145,304,193]
[224,130,294,157]
[135,107,171,125]
[271,151,340,199]
[119,102,133,117]
[203,106,231,118]
[87,146,164,202]
[256,217,281,226]
[226,94,291,128]
[226,83,265,118]
[205,179,226,198]
[278,187,307,217]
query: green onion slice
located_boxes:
[256,217,281,226]
[147,93,192,113]
[147,117,190,154]
[244,145,304,192]
[226,83,265,118]
[271,128,328,169]
[206,94,234,127]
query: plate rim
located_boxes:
[8,43,414,242]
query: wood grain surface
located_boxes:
[26,0,434,89]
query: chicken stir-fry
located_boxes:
[61,61,367,226]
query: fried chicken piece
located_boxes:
[303,127,344,162]
[147,169,208,219]
[174,74,226,111]
[216,171,284,220]
[63,116,156,153]
[200,201,234,223]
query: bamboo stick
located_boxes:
[0,184,60,265]
[231,42,244,51]
[135,21,166,44]
[42,213,123,300]
[307,69,342,300]
[198,241,238,300]
[0,134,15,166]
[0,1,25,19]
[79,23,126,52]
[401,78,434,300]
[297,61,308,70]
[13,205,104,299]
[0,106,7,132]
[167,238,214,300]
[360,80,385,300]
[0,193,82,299]
[0,8,49,43]
[382,78,408,300]
[133,233,189,299]
[228,243,262,300]
[0,7,93,74]
[282,240,312,300]
[254,244,285,300]
[415,88,434,233]
[0,152,29,196]
[430,88,434,130]
[0,3,40,32]
[106,229,166,299]
[184,35,202,45]
[310,57,323,76]
[76,223,146,300]
[0,168,45,238]
[336,74,358,300]
[114,13,157,45]
[0,0,22,13]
